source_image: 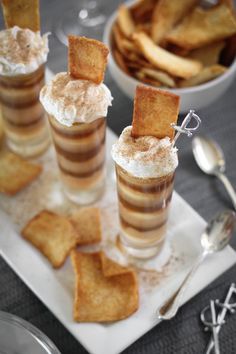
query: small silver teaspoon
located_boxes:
[157,210,235,320]
[192,136,236,211]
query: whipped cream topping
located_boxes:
[40,72,113,126]
[0,26,49,76]
[111,126,178,178]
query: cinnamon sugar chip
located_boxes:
[70,207,102,246]
[1,0,40,31]
[71,251,139,322]
[179,64,227,88]
[131,85,180,139]
[22,210,77,268]
[100,252,133,277]
[117,4,136,38]
[166,5,236,50]
[133,32,202,79]
[151,0,198,44]
[68,35,109,84]
[0,151,42,196]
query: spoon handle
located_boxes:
[157,252,207,320]
[217,173,236,211]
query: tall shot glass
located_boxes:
[115,163,176,259]
[48,114,106,205]
[0,65,50,158]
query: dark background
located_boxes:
[0,1,236,353]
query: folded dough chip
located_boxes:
[100,252,133,277]
[117,4,136,38]
[22,210,77,268]
[179,64,227,87]
[189,41,225,67]
[167,5,236,50]
[131,85,180,139]
[133,32,202,79]
[151,0,198,44]
[68,35,109,84]
[0,151,42,195]
[70,207,102,246]
[1,0,40,31]
[71,251,139,322]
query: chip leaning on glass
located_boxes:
[103,0,236,112]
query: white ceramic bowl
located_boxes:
[103,6,236,113]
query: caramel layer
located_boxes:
[117,173,175,193]
[50,118,105,139]
[54,137,105,162]
[59,160,105,178]
[120,217,167,232]
[0,96,39,109]
[118,192,172,213]
[4,112,45,127]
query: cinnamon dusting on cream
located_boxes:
[0,26,49,76]
[40,72,113,126]
[111,126,178,178]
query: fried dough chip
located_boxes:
[141,68,176,87]
[167,5,236,50]
[100,252,133,277]
[0,151,42,195]
[179,64,227,87]
[131,85,180,139]
[189,41,225,66]
[68,36,109,84]
[1,0,40,31]
[71,251,139,322]
[22,210,77,268]
[133,32,202,79]
[151,0,198,44]
[70,207,102,246]
[117,4,136,38]
[131,0,156,23]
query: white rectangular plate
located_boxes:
[0,70,235,354]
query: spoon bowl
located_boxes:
[192,135,225,175]
[157,210,235,320]
[201,210,235,253]
[192,135,236,211]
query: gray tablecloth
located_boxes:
[0,1,236,353]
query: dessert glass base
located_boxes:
[49,115,106,205]
[115,164,175,259]
[0,66,50,158]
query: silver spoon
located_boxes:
[192,136,236,211]
[157,210,235,320]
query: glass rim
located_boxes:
[0,311,61,354]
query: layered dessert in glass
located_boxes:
[112,85,180,259]
[0,26,50,157]
[40,36,112,204]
